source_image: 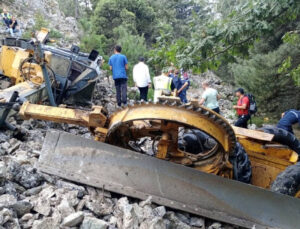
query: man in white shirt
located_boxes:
[133,57,152,101]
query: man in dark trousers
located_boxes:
[133,57,151,101]
[109,45,128,107]
[277,109,300,134]
[1,9,11,28]
[233,88,250,128]
[8,16,21,37]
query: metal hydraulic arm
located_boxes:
[19,101,107,140]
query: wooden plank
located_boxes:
[232,126,274,142]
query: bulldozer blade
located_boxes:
[38,131,300,229]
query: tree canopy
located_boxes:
[59,0,300,114]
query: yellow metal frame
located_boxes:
[0,29,52,87]
[19,102,107,131]
[108,104,233,153]
[18,102,300,193]
[234,126,298,189]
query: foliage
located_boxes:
[92,0,155,45]
[58,0,77,17]
[79,0,300,113]
[34,12,49,29]
[80,33,108,58]
[150,0,300,71]
[114,26,148,86]
[58,0,91,17]
[21,12,64,40]
[278,32,300,86]
[231,42,300,113]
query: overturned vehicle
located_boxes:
[0,28,102,108]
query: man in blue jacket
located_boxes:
[109,45,128,107]
[277,109,300,134]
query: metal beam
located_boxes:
[39,131,300,229]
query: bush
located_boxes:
[34,12,49,30]
[50,29,63,39]
[80,33,108,58]
[231,42,300,114]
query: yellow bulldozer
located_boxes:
[0,30,299,228]
[0,28,102,128]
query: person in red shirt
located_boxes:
[233,88,250,128]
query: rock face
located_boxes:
[0,0,80,46]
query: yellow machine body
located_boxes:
[0,28,52,85]
[19,101,299,192]
[233,126,298,189]
[0,46,29,84]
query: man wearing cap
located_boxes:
[277,109,300,134]
[233,88,250,128]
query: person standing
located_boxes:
[277,109,300,134]
[199,81,221,113]
[178,72,190,103]
[171,70,190,103]
[233,88,250,128]
[109,45,128,107]
[153,69,173,103]
[133,57,151,101]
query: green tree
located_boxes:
[232,42,300,113]
[114,26,148,86]
[92,0,155,44]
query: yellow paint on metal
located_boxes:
[295,190,300,198]
[238,138,296,162]
[108,104,233,153]
[0,29,52,87]
[289,151,299,163]
[19,102,107,128]
[18,100,300,193]
[0,46,29,84]
[107,103,235,178]
[21,63,44,85]
[238,137,296,188]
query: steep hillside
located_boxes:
[0,0,80,46]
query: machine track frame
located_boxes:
[106,99,236,176]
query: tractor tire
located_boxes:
[261,127,300,156]
[230,142,252,184]
[271,162,300,196]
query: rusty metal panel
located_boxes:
[38,131,300,229]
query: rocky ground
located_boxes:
[0,70,245,229]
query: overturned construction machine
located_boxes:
[0,28,102,129]
[18,98,300,228]
[1,29,300,229]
